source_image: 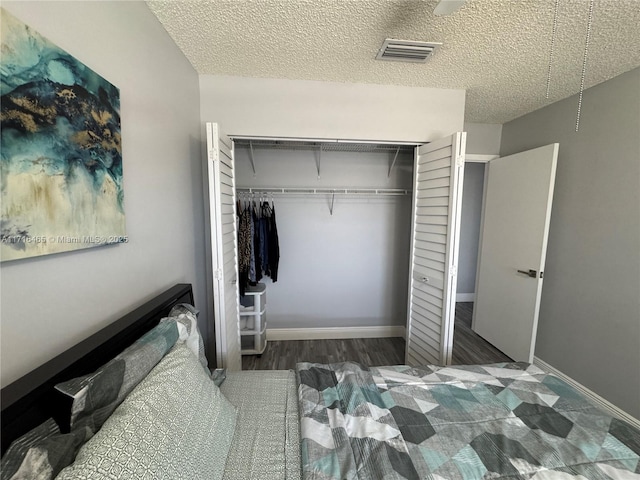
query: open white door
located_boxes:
[473,143,558,363]
[205,122,242,371]
[406,132,466,366]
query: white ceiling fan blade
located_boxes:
[433,0,467,16]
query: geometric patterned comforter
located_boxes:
[296,362,640,479]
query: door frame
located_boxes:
[463,154,496,324]
[470,145,558,360]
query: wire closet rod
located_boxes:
[236,187,410,196]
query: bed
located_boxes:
[1,284,638,480]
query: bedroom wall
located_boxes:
[200,75,465,142]
[234,146,414,330]
[464,122,502,155]
[0,2,208,386]
[500,68,640,419]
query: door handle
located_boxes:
[517,269,538,278]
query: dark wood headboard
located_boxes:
[1,283,194,455]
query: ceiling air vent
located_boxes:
[376,38,442,63]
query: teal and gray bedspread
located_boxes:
[296,362,640,479]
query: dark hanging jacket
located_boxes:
[267,202,280,282]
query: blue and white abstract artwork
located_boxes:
[1,9,125,261]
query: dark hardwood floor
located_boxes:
[451,302,512,365]
[242,302,511,370]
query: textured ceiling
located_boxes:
[147,0,640,124]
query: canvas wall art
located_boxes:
[1,8,125,262]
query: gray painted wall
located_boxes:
[464,123,503,155]
[200,75,465,142]
[500,68,640,419]
[0,2,208,386]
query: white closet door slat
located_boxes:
[405,132,466,366]
[411,323,440,349]
[220,182,234,197]
[417,145,453,164]
[414,247,446,263]
[415,222,447,235]
[413,230,446,245]
[414,255,446,273]
[415,201,449,213]
[221,203,235,216]
[418,157,452,173]
[416,196,450,207]
[411,317,441,342]
[415,214,448,226]
[412,293,443,317]
[418,167,451,182]
[414,236,446,253]
[416,186,450,199]
[417,176,450,190]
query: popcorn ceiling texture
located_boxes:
[147,0,640,123]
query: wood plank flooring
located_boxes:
[242,302,512,370]
[451,302,512,365]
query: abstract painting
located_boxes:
[1,8,125,262]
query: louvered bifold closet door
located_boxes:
[206,122,241,371]
[406,132,466,366]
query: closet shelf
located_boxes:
[237,187,410,196]
[239,306,266,315]
[234,138,415,154]
[240,323,267,336]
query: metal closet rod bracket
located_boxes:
[248,141,256,176]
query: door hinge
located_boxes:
[455,154,464,167]
[450,265,458,276]
[214,269,223,280]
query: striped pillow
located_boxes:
[54,320,179,433]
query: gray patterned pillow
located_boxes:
[56,342,237,480]
[0,419,91,480]
[54,320,179,433]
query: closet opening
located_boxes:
[232,138,416,358]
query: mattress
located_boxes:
[220,370,301,480]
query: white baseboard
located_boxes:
[533,357,640,429]
[267,326,406,341]
[456,293,475,302]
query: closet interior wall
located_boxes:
[234,143,414,332]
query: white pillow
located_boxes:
[55,342,237,480]
[164,304,209,372]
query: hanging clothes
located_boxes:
[266,201,280,282]
[248,202,257,283]
[237,201,252,296]
[252,200,263,283]
[259,201,270,273]
[237,194,280,293]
